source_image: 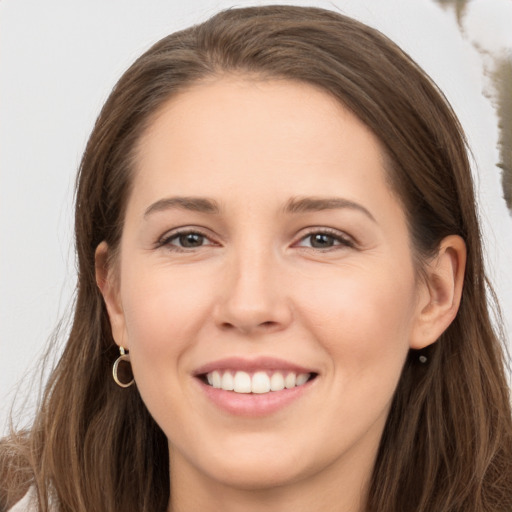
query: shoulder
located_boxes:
[7,487,37,512]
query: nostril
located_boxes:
[219,320,278,332]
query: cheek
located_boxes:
[296,263,417,375]
[298,268,417,437]
[118,262,216,380]
[116,263,218,429]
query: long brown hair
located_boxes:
[2,6,511,512]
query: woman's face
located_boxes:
[102,78,433,495]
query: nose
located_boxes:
[213,246,293,335]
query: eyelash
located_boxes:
[295,228,355,250]
[156,229,216,252]
[156,227,355,252]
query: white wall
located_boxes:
[1,0,511,433]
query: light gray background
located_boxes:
[1,0,511,433]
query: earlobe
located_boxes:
[410,235,466,350]
[95,241,127,348]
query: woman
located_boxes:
[1,5,511,512]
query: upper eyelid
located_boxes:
[293,226,355,244]
[157,227,218,246]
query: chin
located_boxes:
[207,459,305,491]
[176,439,311,491]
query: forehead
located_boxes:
[130,77,402,221]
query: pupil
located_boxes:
[180,233,203,247]
[311,234,333,248]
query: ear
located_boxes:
[410,235,466,350]
[95,241,127,349]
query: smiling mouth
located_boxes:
[200,370,317,394]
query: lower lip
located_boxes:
[197,379,315,417]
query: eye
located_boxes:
[296,229,354,250]
[176,232,207,248]
[158,230,215,250]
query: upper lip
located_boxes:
[193,356,317,376]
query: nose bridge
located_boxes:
[215,237,291,333]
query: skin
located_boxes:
[96,78,466,512]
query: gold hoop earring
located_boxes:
[112,347,134,388]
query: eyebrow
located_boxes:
[143,195,376,222]
[284,196,376,222]
[144,196,221,217]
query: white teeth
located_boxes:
[234,371,252,393]
[251,372,271,394]
[212,370,221,389]
[284,372,296,389]
[296,373,309,386]
[221,372,234,391]
[205,370,312,394]
[270,372,285,391]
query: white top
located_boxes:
[8,487,37,512]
